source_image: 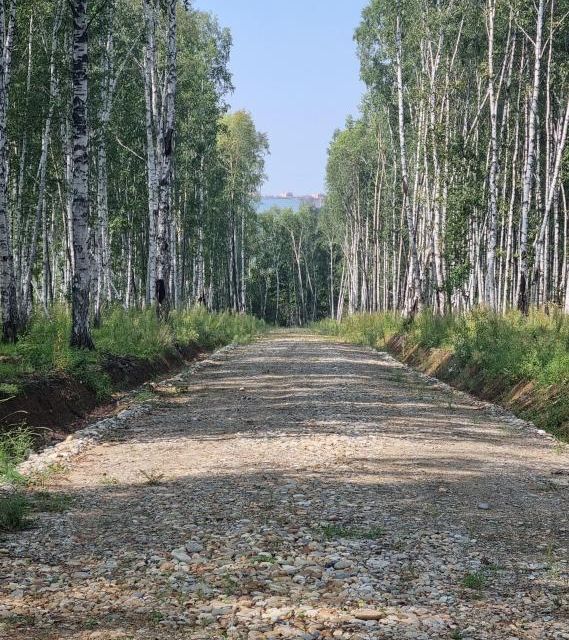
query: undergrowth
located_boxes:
[0,423,32,485]
[315,308,569,439]
[0,304,266,401]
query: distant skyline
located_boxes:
[194,0,366,195]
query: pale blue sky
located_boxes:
[194,0,366,195]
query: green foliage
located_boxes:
[0,494,30,532]
[319,524,385,540]
[462,571,486,590]
[316,308,569,438]
[94,307,174,360]
[0,428,33,484]
[314,312,403,349]
[171,306,266,348]
[450,309,569,387]
[0,306,265,401]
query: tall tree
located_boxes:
[70,0,94,348]
[0,0,18,341]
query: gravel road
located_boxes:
[1,332,568,639]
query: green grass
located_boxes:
[29,491,72,513]
[0,428,33,485]
[462,571,487,590]
[315,308,569,439]
[0,304,266,402]
[0,494,31,532]
[319,524,385,540]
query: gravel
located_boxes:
[1,332,568,639]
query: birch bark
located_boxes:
[517,0,545,313]
[70,0,94,349]
[155,0,177,318]
[395,2,422,316]
[0,0,17,341]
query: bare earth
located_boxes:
[1,332,569,640]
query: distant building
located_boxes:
[256,192,327,213]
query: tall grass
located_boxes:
[0,304,266,400]
[0,425,32,484]
[316,312,404,348]
[315,308,569,439]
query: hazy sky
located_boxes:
[194,0,366,195]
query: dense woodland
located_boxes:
[325,0,569,319]
[224,0,569,326]
[1,0,569,346]
[0,0,269,346]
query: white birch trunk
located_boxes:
[0,0,17,341]
[517,0,544,313]
[70,0,94,349]
[155,0,177,318]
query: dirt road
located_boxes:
[1,332,568,639]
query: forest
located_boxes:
[0,0,269,350]
[0,0,568,368]
[255,0,569,323]
[1,3,569,636]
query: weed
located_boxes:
[0,613,35,629]
[319,524,384,540]
[148,610,164,624]
[462,571,486,590]
[84,618,99,629]
[30,491,72,513]
[99,475,119,486]
[0,383,20,397]
[134,390,158,403]
[220,573,239,595]
[251,553,276,564]
[553,441,568,455]
[138,469,165,486]
[0,427,34,486]
[26,463,69,488]
[0,494,31,532]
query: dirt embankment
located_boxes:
[0,344,203,443]
[386,334,568,439]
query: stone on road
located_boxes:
[1,332,568,639]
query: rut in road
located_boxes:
[1,332,569,640]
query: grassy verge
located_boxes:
[0,304,266,401]
[0,306,266,532]
[315,308,569,440]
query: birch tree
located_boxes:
[0,0,17,342]
[70,0,94,349]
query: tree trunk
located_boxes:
[70,0,94,349]
[155,0,177,319]
[517,0,544,313]
[0,0,18,341]
[395,1,422,316]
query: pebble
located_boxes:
[1,337,567,640]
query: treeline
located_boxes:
[248,206,330,326]
[0,0,268,345]
[325,0,569,319]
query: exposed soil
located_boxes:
[1,332,569,639]
[386,335,569,439]
[0,344,203,443]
